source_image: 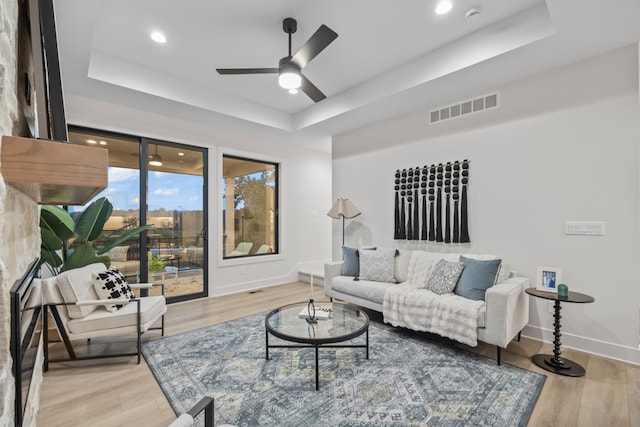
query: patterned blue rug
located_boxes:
[142,312,545,426]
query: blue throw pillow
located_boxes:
[342,246,359,276]
[454,256,502,301]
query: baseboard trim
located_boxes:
[522,324,640,366]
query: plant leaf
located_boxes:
[62,243,102,272]
[75,197,113,242]
[41,227,63,251]
[38,248,62,272]
[40,205,74,240]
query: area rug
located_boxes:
[142,312,545,426]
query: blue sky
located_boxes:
[83,167,204,212]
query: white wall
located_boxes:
[65,95,333,296]
[332,45,640,365]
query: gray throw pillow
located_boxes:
[342,246,359,277]
[426,259,464,294]
[359,249,397,282]
[454,255,502,301]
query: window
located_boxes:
[222,155,278,258]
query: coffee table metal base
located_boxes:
[265,331,369,390]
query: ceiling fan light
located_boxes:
[279,72,301,89]
[288,88,299,94]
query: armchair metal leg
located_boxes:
[43,306,49,372]
[496,346,501,365]
[517,331,521,342]
[137,300,142,364]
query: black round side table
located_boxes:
[525,288,594,377]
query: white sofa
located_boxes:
[324,249,529,364]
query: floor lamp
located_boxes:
[327,198,362,246]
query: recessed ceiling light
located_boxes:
[86,139,97,144]
[288,88,299,95]
[435,0,453,15]
[151,31,167,44]
[178,152,185,156]
[99,140,107,145]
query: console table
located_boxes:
[525,288,594,377]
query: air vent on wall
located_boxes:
[430,93,499,124]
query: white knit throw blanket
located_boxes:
[383,283,485,347]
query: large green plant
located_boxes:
[39,197,151,276]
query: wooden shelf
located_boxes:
[1,135,108,205]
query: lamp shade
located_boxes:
[327,198,361,219]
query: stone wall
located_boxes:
[0,0,42,425]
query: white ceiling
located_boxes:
[55,0,640,152]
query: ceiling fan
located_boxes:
[216,18,338,103]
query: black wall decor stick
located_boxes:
[428,165,436,241]
[452,162,460,243]
[413,167,420,240]
[444,162,452,243]
[435,164,444,242]
[394,160,470,243]
[394,170,400,239]
[399,169,407,239]
[459,160,470,243]
[421,166,428,240]
[406,168,413,240]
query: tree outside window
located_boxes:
[222,156,278,258]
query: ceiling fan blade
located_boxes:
[216,68,279,75]
[291,25,338,69]
[299,74,326,103]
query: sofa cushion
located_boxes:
[67,295,166,335]
[332,276,393,305]
[342,246,360,276]
[455,256,502,301]
[463,254,510,282]
[394,249,412,283]
[56,263,107,318]
[359,248,397,282]
[406,251,447,287]
[426,259,464,295]
[93,268,135,312]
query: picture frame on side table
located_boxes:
[537,266,561,293]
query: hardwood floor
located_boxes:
[37,282,640,427]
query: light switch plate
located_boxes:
[565,221,605,235]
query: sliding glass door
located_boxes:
[144,139,207,301]
[67,128,208,303]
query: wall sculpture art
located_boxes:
[394,159,470,243]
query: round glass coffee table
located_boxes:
[265,302,369,390]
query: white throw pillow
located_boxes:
[93,268,135,312]
[359,249,397,282]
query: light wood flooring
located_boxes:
[37,282,640,427]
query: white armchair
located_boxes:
[41,262,167,370]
